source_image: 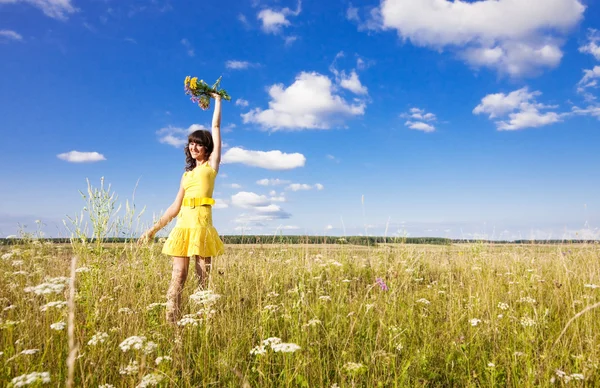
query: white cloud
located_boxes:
[0,29,23,41]
[231,192,270,208]
[286,183,324,191]
[325,225,333,230]
[577,66,600,96]
[231,191,291,224]
[370,0,585,76]
[405,121,435,132]
[213,198,229,209]
[222,147,305,170]
[401,107,437,132]
[256,178,290,186]
[225,183,242,189]
[180,38,194,57]
[156,124,208,147]
[226,60,256,70]
[284,36,298,45]
[339,70,368,95]
[346,5,359,22]
[235,99,249,107]
[1,0,77,20]
[579,29,600,61]
[57,151,106,163]
[473,87,562,130]
[257,1,301,34]
[241,72,366,130]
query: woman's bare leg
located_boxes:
[194,256,212,289]
[166,256,190,324]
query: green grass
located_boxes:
[1,241,599,387]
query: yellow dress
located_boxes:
[162,162,225,257]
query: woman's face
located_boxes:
[188,141,206,160]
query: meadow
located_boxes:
[1,239,599,387]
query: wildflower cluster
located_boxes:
[184,76,231,110]
[250,337,301,355]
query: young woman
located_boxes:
[140,94,225,324]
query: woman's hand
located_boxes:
[138,229,156,245]
[210,92,222,101]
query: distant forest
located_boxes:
[0,236,598,246]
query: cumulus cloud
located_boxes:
[339,70,368,95]
[241,72,366,130]
[401,107,437,132]
[213,198,229,209]
[366,0,585,76]
[256,178,290,186]
[286,183,324,191]
[0,29,23,41]
[257,1,301,34]
[473,87,562,130]
[156,124,208,147]
[181,38,194,57]
[1,0,78,20]
[231,191,291,224]
[57,151,106,163]
[575,30,600,106]
[222,147,305,170]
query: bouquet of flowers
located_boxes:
[184,75,231,110]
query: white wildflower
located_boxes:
[497,302,509,310]
[136,373,164,387]
[319,295,332,301]
[12,271,28,276]
[416,298,430,305]
[98,385,115,388]
[143,341,158,355]
[118,307,134,314]
[119,336,146,352]
[24,282,65,295]
[343,362,367,374]
[266,291,280,298]
[570,373,584,381]
[395,343,403,352]
[189,289,221,305]
[263,304,280,312]
[250,345,267,356]
[2,253,13,260]
[470,318,482,327]
[497,314,504,319]
[177,316,200,327]
[520,316,536,327]
[12,260,24,266]
[584,284,599,289]
[271,342,301,353]
[487,362,495,368]
[155,355,172,365]
[88,332,108,346]
[518,297,536,304]
[513,351,525,357]
[329,260,343,267]
[3,305,16,311]
[146,303,166,311]
[262,337,282,346]
[342,279,351,283]
[50,322,66,331]
[10,371,50,387]
[119,360,139,375]
[75,267,90,273]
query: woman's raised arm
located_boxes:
[209,94,222,173]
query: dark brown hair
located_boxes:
[185,130,214,171]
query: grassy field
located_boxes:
[1,241,599,387]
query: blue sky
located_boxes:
[1,0,600,240]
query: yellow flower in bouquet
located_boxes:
[183,75,231,110]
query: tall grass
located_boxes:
[1,241,599,386]
[0,180,599,386]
